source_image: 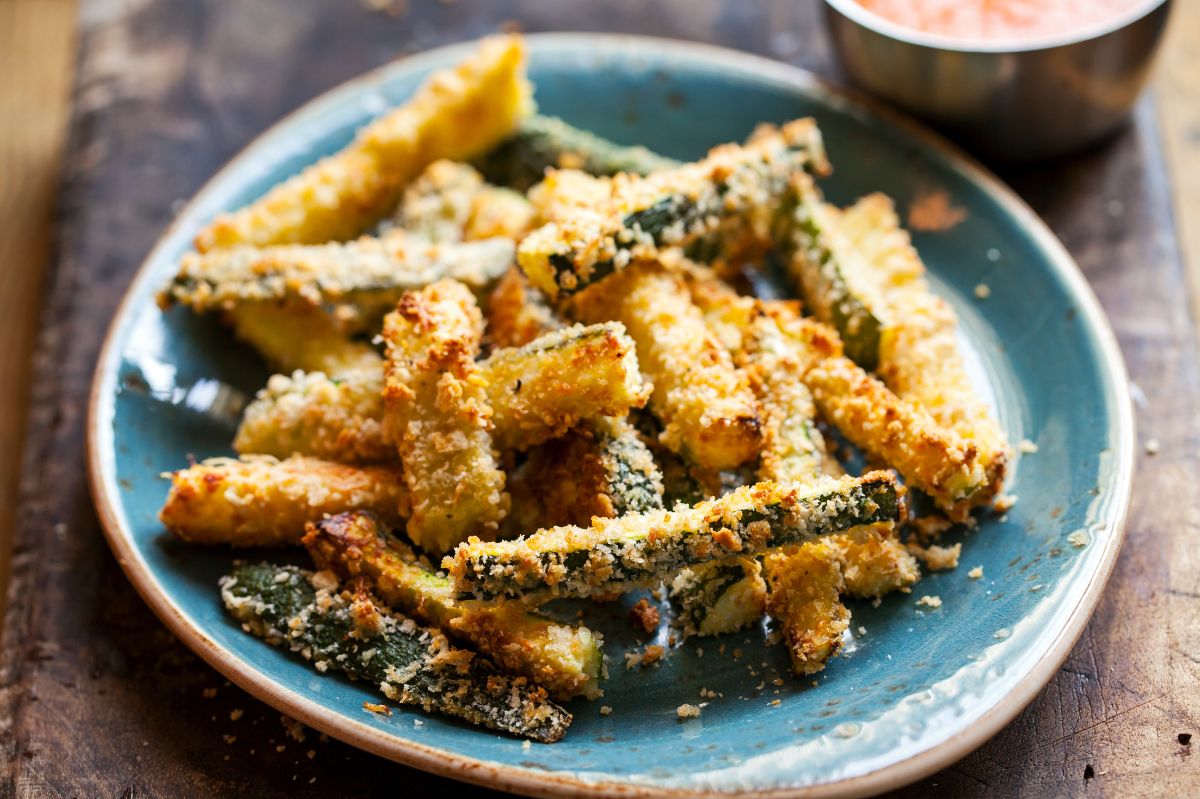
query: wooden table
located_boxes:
[2,1,1198,796]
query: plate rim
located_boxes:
[85,32,1135,799]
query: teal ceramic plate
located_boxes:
[88,35,1134,798]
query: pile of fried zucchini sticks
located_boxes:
[157,35,1010,743]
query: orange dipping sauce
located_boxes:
[855,0,1149,41]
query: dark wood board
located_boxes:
[1,1,1196,796]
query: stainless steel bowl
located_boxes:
[823,0,1172,162]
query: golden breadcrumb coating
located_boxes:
[195,35,533,251]
[303,511,603,700]
[687,271,921,607]
[232,322,645,463]
[806,355,988,523]
[764,541,849,676]
[166,231,514,314]
[382,279,509,554]
[830,533,921,599]
[158,455,408,546]
[518,118,828,298]
[397,159,535,243]
[573,262,760,471]
[506,416,663,533]
[234,368,389,463]
[228,303,382,377]
[834,193,1009,499]
[485,267,563,350]
[484,321,649,452]
[448,472,902,602]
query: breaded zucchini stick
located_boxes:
[485,267,563,350]
[164,231,515,317]
[158,456,407,546]
[448,472,904,603]
[763,542,849,676]
[228,303,382,377]
[303,511,603,700]
[506,416,664,532]
[805,356,988,523]
[195,35,533,250]
[482,322,649,453]
[829,534,921,599]
[837,193,1009,495]
[221,563,570,742]
[573,262,760,471]
[474,114,681,191]
[382,280,508,554]
[232,322,647,461]
[234,368,390,463]
[669,557,767,638]
[778,181,885,371]
[518,118,829,298]
[396,159,534,243]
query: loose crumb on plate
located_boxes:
[230,709,244,722]
[363,702,391,716]
[974,283,991,299]
[628,598,660,635]
[993,493,1018,513]
[676,703,701,720]
[600,706,613,716]
[916,595,943,609]
[907,541,961,571]
[968,566,984,580]
[1019,438,1039,454]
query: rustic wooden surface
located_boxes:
[0,0,78,619]
[1,1,1198,796]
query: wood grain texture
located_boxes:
[1157,0,1200,340]
[0,0,78,620]
[0,1,1197,797]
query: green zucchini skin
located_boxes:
[473,115,680,191]
[449,472,903,603]
[303,511,605,701]
[669,557,767,638]
[778,190,882,372]
[519,119,829,300]
[588,416,665,516]
[220,563,572,742]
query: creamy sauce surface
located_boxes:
[855,0,1149,40]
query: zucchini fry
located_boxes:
[518,118,829,298]
[234,368,389,463]
[482,322,649,453]
[763,542,849,676]
[573,262,760,471]
[506,416,664,532]
[448,471,904,603]
[396,159,534,243]
[669,557,767,638]
[221,563,571,742]
[228,303,382,377]
[382,280,509,554]
[159,455,407,546]
[837,193,1009,495]
[778,182,884,371]
[485,267,564,350]
[303,511,603,700]
[164,231,515,316]
[475,114,681,191]
[805,356,988,523]
[196,35,533,250]
[233,322,647,462]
